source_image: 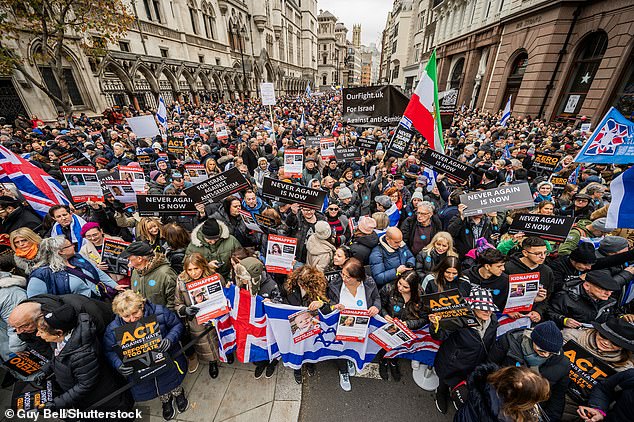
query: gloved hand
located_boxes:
[118,364,135,377]
[33,371,48,386]
[157,339,171,352]
[179,306,199,320]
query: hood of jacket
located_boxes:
[355,231,379,248]
[191,219,231,247]
[463,363,503,421]
[307,235,336,254]
[0,272,27,288]
[378,234,405,254]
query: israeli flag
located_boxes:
[305,82,312,97]
[606,166,634,229]
[422,166,437,192]
[175,102,182,115]
[156,96,168,130]
[502,144,512,160]
[500,95,512,127]
[300,111,306,129]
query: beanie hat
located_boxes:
[338,187,353,200]
[411,189,424,202]
[43,304,77,333]
[375,195,392,209]
[149,170,162,181]
[314,220,332,240]
[466,287,498,312]
[570,242,597,264]
[201,218,221,240]
[357,216,377,235]
[590,217,611,233]
[531,321,563,353]
[80,222,100,237]
[599,236,629,255]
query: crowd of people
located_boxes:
[0,91,633,422]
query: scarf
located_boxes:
[52,214,87,249]
[15,244,38,260]
[577,329,626,364]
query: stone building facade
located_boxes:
[1,0,318,122]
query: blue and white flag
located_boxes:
[305,82,312,98]
[568,166,580,185]
[502,144,512,160]
[422,166,437,192]
[499,95,512,127]
[575,107,634,164]
[606,166,634,229]
[156,96,168,131]
[175,102,182,115]
[300,111,306,129]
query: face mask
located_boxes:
[524,351,547,367]
[15,243,38,260]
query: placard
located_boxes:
[254,213,277,229]
[305,135,322,149]
[355,136,378,151]
[136,154,152,167]
[334,146,362,163]
[167,137,185,156]
[104,180,137,204]
[126,114,160,138]
[261,177,326,210]
[184,167,250,205]
[136,194,197,216]
[61,166,103,202]
[118,165,146,193]
[532,152,561,176]
[508,214,575,242]
[421,288,478,330]
[184,164,208,184]
[580,123,591,133]
[563,340,616,402]
[369,318,416,351]
[260,82,276,106]
[420,149,474,183]
[3,350,48,377]
[185,274,229,324]
[239,210,263,233]
[12,380,53,411]
[265,234,297,274]
[386,124,415,158]
[284,148,304,177]
[114,315,172,381]
[319,138,336,160]
[335,309,371,342]
[550,175,568,195]
[342,85,409,127]
[59,150,89,166]
[459,182,534,217]
[288,309,321,343]
[214,118,229,141]
[503,272,540,314]
[101,237,131,275]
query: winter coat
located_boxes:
[185,220,242,280]
[49,313,131,411]
[174,276,221,362]
[448,215,496,258]
[548,282,617,328]
[241,196,268,219]
[285,211,327,263]
[460,266,509,311]
[348,232,379,265]
[400,214,442,255]
[415,249,448,279]
[421,273,472,298]
[103,301,186,402]
[548,256,583,292]
[595,249,634,290]
[130,253,177,310]
[588,368,634,422]
[306,234,336,272]
[165,247,186,275]
[210,207,255,248]
[283,285,332,314]
[369,235,416,289]
[379,283,425,330]
[488,328,569,421]
[0,273,27,358]
[558,220,600,256]
[432,315,499,387]
[328,275,381,310]
[0,205,42,235]
[454,363,506,422]
[504,256,554,318]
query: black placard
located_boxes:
[137,194,197,216]
[421,288,478,330]
[184,166,250,205]
[356,136,378,151]
[334,146,362,163]
[386,124,415,158]
[508,214,575,242]
[167,137,185,155]
[420,149,474,183]
[3,350,48,377]
[305,136,322,149]
[101,237,131,275]
[550,176,568,195]
[532,152,561,176]
[342,85,409,127]
[261,177,326,210]
[563,340,616,402]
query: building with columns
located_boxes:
[1,0,318,122]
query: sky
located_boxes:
[316,0,392,47]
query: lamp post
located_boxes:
[231,23,249,98]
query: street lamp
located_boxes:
[231,23,249,97]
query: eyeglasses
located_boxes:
[61,244,75,251]
[417,212,432,216]
[524,250,549,257]
[533,344,558,357]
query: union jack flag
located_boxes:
[0,145,69,217]
[585,118,627,156]
[385,325,440,366]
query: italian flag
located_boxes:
[402,50,445,153]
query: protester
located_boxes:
[79,222,128,285]
[186,218,241,280]
[369,227,416,289]
[415,231,458,278]
[8,227,42,276]
[305,220,336,272]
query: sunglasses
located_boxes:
[328,207,339,211]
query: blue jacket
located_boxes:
[369,235,415,288]
[29,255,111,298]
[102,301,186,402]
[242,196,267,219]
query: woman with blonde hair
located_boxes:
[175,253,222,379]
[415,231,458,278]
[205,158,220,176]
[9,227,42,276]
[372,212,389,237]
[136,217,164,252]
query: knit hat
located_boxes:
[171,171,183,179]
[357,216,377,235]
[201,218,221,240]
[149,170,162,181]
[585,269,620,291]
[590,217,611,233]
[466,287,498,312]
[314,220,332,240]
[43,304,77,333]
[411,189,424,202]
[80,222,100,237]
[120,241,154,258]
[375,195,392,209]
[530,321,563,353]
[599,236,629,255]
[592,318,634,351]
[569,242,597,264]
[338,187,353,200]
[152,142,163,150]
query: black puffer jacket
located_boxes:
[286,211,327,263]
[454,363,506,422]
[488,328,569,421]
[415,249,447,279]
[0,205,42,234]
[548,282,617,328]
[448,215,496,258]
[166,247,186,275]
[379,283,425,329]
[348,232,379,265]
[47,313,131,411]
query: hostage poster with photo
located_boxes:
[288,309,321,343]
[185,274,229,324]
[118,165,146,193]
[104,180,137,204]
[61,166,103,202]
[239,210,263,233]
[114,315,172,381]
[101,237,131,275]
[265,234,297,274]
[184,164,208,184]
[421,288,478,330]
[284,148,304,178]
[319,138,336,160]
[214,119,229,141]
[335,309,371,342]
[369,318,416,351]
[503,272,540,314]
